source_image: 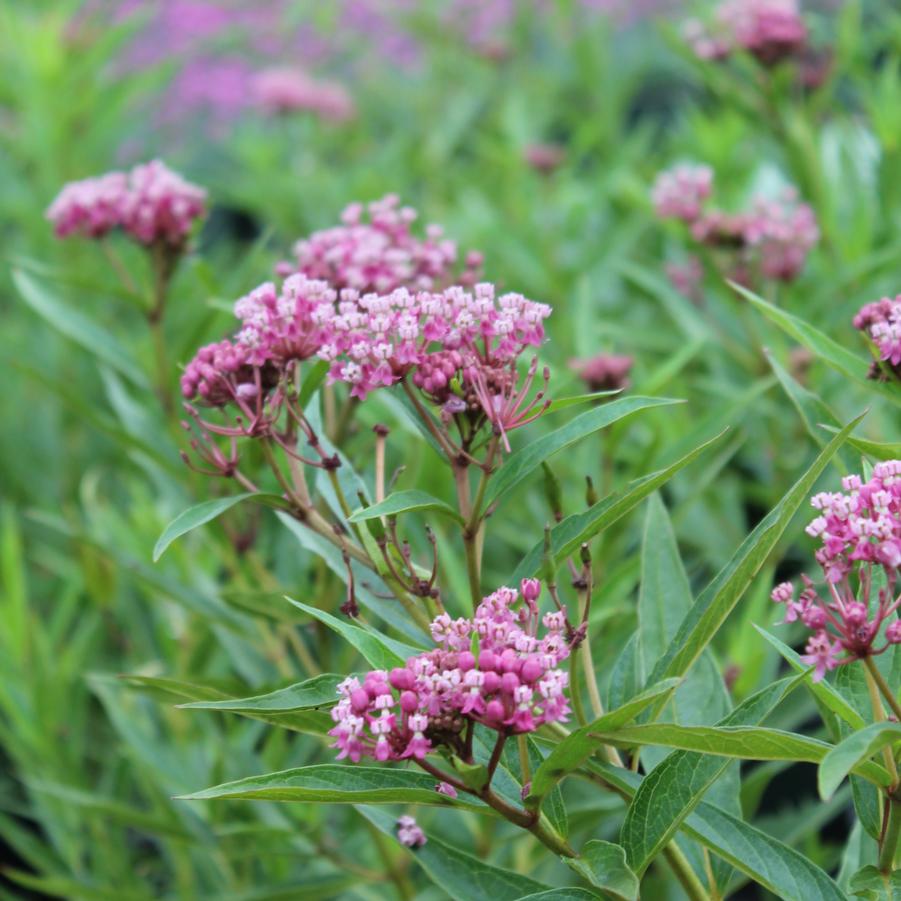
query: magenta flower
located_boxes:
[281,194,482,295]
[743,191,819,282]
[854,296,901,379]
[251,67,355,121]
[47,160,206,248]
[771,463,901,680]
[651,165,713,223]
[569,354,633,393]
[328,582,572,764]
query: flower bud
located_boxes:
[400,691,419,713]
[389,667,415,690]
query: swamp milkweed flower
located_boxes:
[328,581,572,764]
[770,462,901,680]
[853,295,901,381]
[250,67,355,121]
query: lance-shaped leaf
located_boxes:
[178,674,344,713]
[525,678,680,809]
[597,764,846,901]
[357,805,549,901]
[819,722,901,800]
[179,765,490,813]
[754,625,866,730]
[287,597,419,670]
[594,724,889,785]
[348,489,464,525]
[483,396,683,510]
[645,413,864,691]
[13,267,150,389]
[544,390,622,413]
[513,430,727,581]
[565,841,639,901]
[620,677,801,875]
[153,493,290,561]
[848,865,901,900]
[518,892,598,901]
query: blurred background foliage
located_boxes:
[3,0,901,898]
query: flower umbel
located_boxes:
[771,462,901,680]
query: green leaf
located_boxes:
[297,359,330,409]
[819,722,901,800]
[513,430,728,581]
[525,678,681,809]
[598,763,847,901]
[735,281,899,404]
[565,841,639,901]
[357,805,549,901]
[819,428,901,462]
[754,626,866,730]
[286,596,420,670]
[153,493,290,562]
[484,396,683,509]
[618,261,710,340]
[177,674,344,713]
[645,413,864,691]
[849,865,901,900]
[594,724,889,784]
[12,267,150,389]
[179,765,489,812]
[545,390,622,413]
[518,892,598,901]
[348,489,464,525]
[620,677,802,875]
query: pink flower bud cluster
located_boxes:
[320,282,551,402]
[396,815,426,847]
[569,354,633,392]
[684,0,808,67]
[854,296,901,380]
[250,67,355,122]
[47,160,206,246]
[328,580,571,764]
[770,463,901,680]
[653,165,818,284]
[278,194,483,295]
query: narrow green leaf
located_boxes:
[566,841,639,901]
[646,413,864,689]
[153,493,290,562]
[819,722,901,800]
[297,359,330,409]
[12,267,150,389]
[348,489,464,525]
[286,596,420,670]
[545,390,622,413]
[518,892,598,901]
[357,805,549,900]
[179,765,489,812]
[594,724,889,784]
[620,677,801,875]
[818,428,901,462]
[754,625,866,730]
[598,763,847,901]
[178,674,344,713]
[525,679,681,809]
[484,396,683,509]
[513,430,728,581]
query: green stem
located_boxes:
[865,655,901,723]
[863,656,900,787]
[518,735,531,787]
[569,646,588,727]
[880,795,901,875]
[663,843,713,901]
[454,463,482,608]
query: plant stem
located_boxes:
[881,795,901,874]
[865,655,901,723]
[863,657,900,787]
[454,463,482,608]
[569,646,588,727]
[518,735,531,787]
[663,843,713,901]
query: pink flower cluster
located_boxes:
[251,67,355,121]
[278,195,483,294]
[653,165,818,284]
[328,580,572,764]
[771,463,901,680]
[570,354,633,392]
[47,160,206,247]
[684,0,807,67]
[854,296,901,380]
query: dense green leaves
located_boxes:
[848,865,901,900]
[565,841,639,901]
[819,722,901,799]
[645,414,864,690]
[513,430,727,580]
[483,395,683,509]
[525,679,680,809]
